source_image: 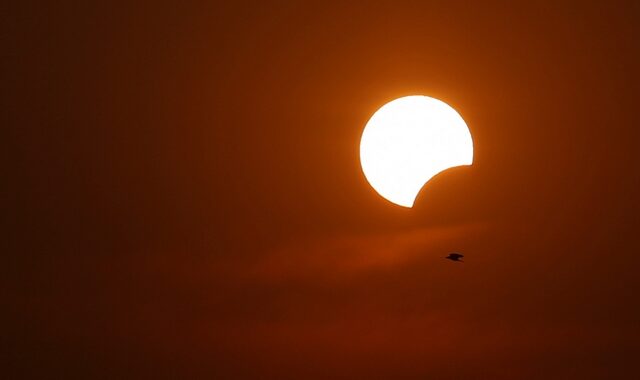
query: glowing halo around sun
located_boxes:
[359,95,473,207]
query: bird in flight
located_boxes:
[445,253,464,262]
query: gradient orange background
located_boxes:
[5,1,639,378]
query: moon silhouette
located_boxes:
[360,95,473,207]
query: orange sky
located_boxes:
[5,1,640,378]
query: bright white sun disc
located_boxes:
[359,95,473,207]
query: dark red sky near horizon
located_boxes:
[4,1,640,378]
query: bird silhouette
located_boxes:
[445,253,464,262]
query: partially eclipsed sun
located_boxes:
[360,95,473,207]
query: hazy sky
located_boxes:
[5,1,640,378]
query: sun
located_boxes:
[359,95,473,207]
